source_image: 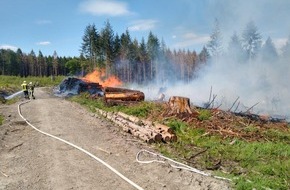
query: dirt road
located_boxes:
[0,88,231,190]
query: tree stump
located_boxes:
[168,96,192,114]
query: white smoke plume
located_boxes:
[135,55,290,120]
[129,0,290,120]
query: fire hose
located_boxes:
[136,150,231,181]
[17,100,144,190]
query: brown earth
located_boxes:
[0,87,231,190]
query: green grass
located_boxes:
[120,101,157,118]
[197,109,212,120]
[0,75,65,92]
[158,121,290,190]
[0,75,66,103]
[69,93,290,190]
[69,92,106,112]
[0,114,4,125]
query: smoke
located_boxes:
[134,55,290,120]
[127,0,290,120]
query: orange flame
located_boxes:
[82,69,122,87]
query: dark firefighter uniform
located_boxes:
[28,82,35,99]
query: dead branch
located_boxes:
[208,86,213,103]
[228,97,240,112]
[189,147,209,159]
[244,102,260,113]
[8,143,23,152]
[206,94,217,109]
[234,101,240,112]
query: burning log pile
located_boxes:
[95,108,177,143]
[56,77,144,104]
[57,77,103,96]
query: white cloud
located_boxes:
[79,0,131,16]
[0,44,18,51]
[172,32,209,49]
[36,41,51,46]
[128,20,158,31]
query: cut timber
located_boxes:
[104,87,138,93]
[168,96,192,114]
[116,111,177,142]
[117,112,141,124]
[105,99,142,106]
[154,123,175,134]
[95,108,177,143]
[104,87,145,102]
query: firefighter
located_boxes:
[21,81,29,99]
[28,82,35,99]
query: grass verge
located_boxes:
[0,75,65,92]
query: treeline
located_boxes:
[79,20,209,84]
[79,20,290,84]
[1,19,290,85]
[0,20,210,84]
[0,49,74,77]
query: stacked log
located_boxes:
[95,108,177,143]
[104,87,145,102]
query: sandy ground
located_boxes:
[0,87,231,190]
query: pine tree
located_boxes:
[119,29,132,82]
[146,31,160,81]
[16,49,26,77]
[228,32,245,63]
[260,37,278,63]
[282,35,290,60]
[81,24,100,71]
[100,20,115,77]
[139,38,149,83]
[52,50,58,76]
[242,21,262,61]
[28,50,37,76]
[198,46,210,64]
[37,51,46,76]
[207,18,223,58]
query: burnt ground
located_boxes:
[0,87,231,190]
[153,103,289,142]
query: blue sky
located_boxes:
[1,0,290,57]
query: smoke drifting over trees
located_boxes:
[1,14,289,119]
[143,19,290,120]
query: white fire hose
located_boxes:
[136,149,231,181]
[18,100,144,190]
